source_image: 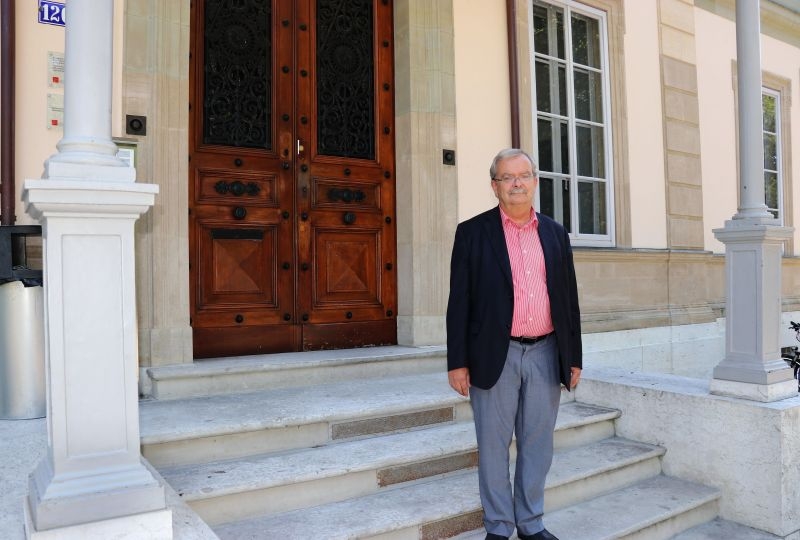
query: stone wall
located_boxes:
[576,249,800,334]
[577,368,800,537]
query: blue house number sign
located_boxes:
[39,1,66,27]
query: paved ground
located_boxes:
[0,417,46,540]
[0,417,217,539]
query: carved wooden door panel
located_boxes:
[190,0,396,357]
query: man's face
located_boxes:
[490,154,538,212]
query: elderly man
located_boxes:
[446,148,582,540]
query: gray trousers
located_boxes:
[470,336,561,537]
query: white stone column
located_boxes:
[710,0,795,402]
[732,0,771,220]
[44,0,133,181]
[21,1,171,537]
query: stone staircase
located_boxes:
[139,346,722,539]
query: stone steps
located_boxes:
[139,348,723,539]
[144,345,446,400]
[140,371,612,469]
[542,474,719,540]
[158,408,637,527]
[140,371,470,467]
[212,474,718,540]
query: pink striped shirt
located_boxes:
[499,207,554,338]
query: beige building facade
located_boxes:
[2,0,800,378]
[2,1,800,538]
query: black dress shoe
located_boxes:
[485,534,508,540]
[518,529,559,540]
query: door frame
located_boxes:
[129,0,457,368]
[186,0,399,356]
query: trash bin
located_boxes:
[0,280,45,419]
[0,225,45,420]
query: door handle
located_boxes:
[297,139,305,155]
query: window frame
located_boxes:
[528,0,616,247]
[762,86,783,223]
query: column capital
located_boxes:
[23,180,158,220]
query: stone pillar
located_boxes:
[732,0,771,220]
[44,0,131,181]
[21,1,171,537]
[394,0,458,346]
[710,0,795,403]
[123,2,193,375]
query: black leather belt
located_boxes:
[510,332,552,344]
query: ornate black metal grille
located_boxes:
[316,0,375,159]
[202,0,271,149]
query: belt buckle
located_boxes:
[521,333,548,344]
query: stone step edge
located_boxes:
[211,470,480,539]
[147,345,447,381]
[140,395,616,448]
[212,471,714,540]
[194,436,661,529]
[546,438,665,492]
[141,401,467,447]
[556,402,620,430]
[160,421,475,500]
[140,372,465,445]
[543,475,720,540]
[162,419,655,503]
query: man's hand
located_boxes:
[570,367,582,389]
[448,367,470,397]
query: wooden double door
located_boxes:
[189,0,397,357]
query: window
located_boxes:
[531,0,614,245]
[762,88,782,222]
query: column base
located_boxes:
[45,159,136,183]
[710,377,798,402]
[25,497,172,540]
[712,358,794,385]
[27,457,167,532]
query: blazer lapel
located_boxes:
[483,207,513,287]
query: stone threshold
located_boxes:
[143,345,447,400]
[147,345,447,380]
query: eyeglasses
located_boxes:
[492,172,536,184]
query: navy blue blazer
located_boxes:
[446,206,582,390]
